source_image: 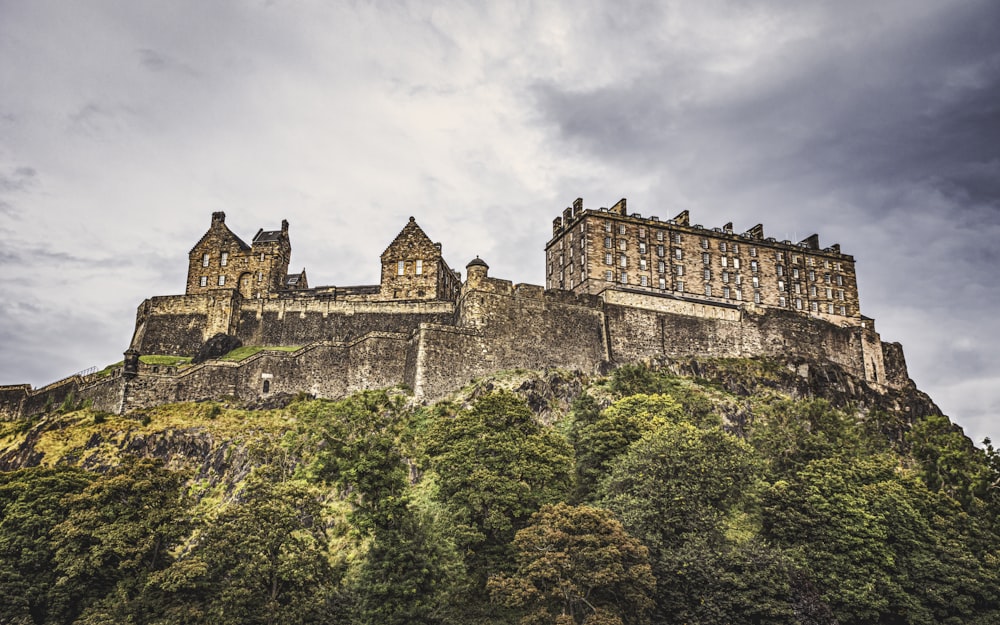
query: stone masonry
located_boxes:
[0,201,911,420]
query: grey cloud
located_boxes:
[0,166,38,192]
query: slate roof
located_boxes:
[254,230,284,244]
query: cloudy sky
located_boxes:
[1,0,997,443]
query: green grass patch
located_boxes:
[139,355,193,366]
[219,345,302,361]
[95,361,123,378]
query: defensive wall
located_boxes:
[1,275,911,420]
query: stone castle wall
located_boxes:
[4,280,913,419]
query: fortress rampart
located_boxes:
[0,203,913,420]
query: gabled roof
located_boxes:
[380,216,442,260]
[188,222,250,254]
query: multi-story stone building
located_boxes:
[545,198,860,324]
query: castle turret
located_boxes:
[466,256,489,288]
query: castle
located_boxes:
[0,199,909,419]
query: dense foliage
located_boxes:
[1,362,998,624]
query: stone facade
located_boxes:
[546,198,860,323]
[186,212,292,299]
[0,201,913,421]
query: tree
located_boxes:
[599,423,788,624]
[425,392,574,575]
[151,475,342,625]
[49,458,189,623]
[489,503,655,625]
[569,394,687,503]
[0,466,94,625]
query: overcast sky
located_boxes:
[1,0,997,443]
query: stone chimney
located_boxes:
[212,211,226,226]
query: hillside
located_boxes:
[1,356,997,625]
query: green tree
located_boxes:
[599,423,793,624]
[49,458,189,623]
[152,475,342,625]
[569,394,688,503]
[0,466,95,625]
[488,502,655,625]
[425,391,574,575]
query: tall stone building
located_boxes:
[186,212,295,299]
[545,198,860,324]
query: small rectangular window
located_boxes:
[675,265,684,276]
[202,253,210,267]
[733,258,740,269]
[620,273,628,284]
[605,270,614,281]
[639,242,647,254]
[658,277,666,289]
[702,253,710,265]
[658,261,666,274]
[751,260,758,273]
[704,268,711,280]
[810,301,818,312]
[657,245,665,257]
[218,275,226,286]
[795,298,803,310]
[705,284,712,296]
[839,305,846,315]
[779,296,786,307]
[721,257,728,268]
[735,288,742,301]
[640,275,649,286]
[397,260,405,275]
[754,291,761,304]
[827,303,834,314]
[639,259,647,270]
[605,253,613,265]
[752,276,759,288]
[720,241,727,252]
[605,221,613,233]
[674,248,683,260]
[416,260,423,275]
[723,286,730,299]
[701,238,709,249]
[605,237,613,249]
[618,240,627,251]
[199,276,207,287]
[638,226,646,238]
[619,224,627,235]
[673,233,682,244]
[221,251,229,267]
[750,247,757,257]
[776,265,784,277]
[656,230,664,241]
[620,254,627,268]
[676,280,684,292]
